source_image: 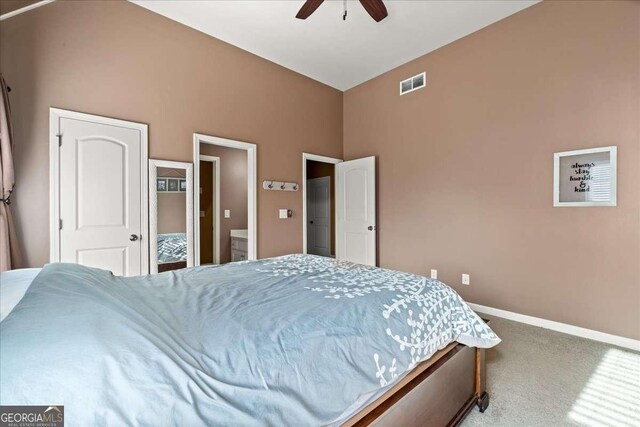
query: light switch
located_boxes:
[430,269,437,279]
[279,209,290,219]
[224,209,231,218]
[462,274,470,285]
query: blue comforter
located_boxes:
[0,255,500,426]
[157,233,187,263]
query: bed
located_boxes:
[0,255,499,426]
[157,232,188,271]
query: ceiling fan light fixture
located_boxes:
[296,0,388,22]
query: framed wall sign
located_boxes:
[553,146,617,207]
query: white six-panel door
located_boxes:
[52,110,147,276]
[336,156,376,266]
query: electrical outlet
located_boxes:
[430,269,437,279]
[462,274,470,285]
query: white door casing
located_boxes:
[336,156,376,266]
[50,108,148,276]
[306,176,331,257]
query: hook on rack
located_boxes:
[262,180,299,192]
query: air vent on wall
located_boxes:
[400,72,426,95]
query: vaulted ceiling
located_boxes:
[2,1,540,90]
[131,0,539,91]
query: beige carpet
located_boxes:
[462,316,640,427]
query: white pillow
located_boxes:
[0,268,41,322]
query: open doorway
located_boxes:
[198,155,220,264]
[303,153,342,257]
[194,134,257,265]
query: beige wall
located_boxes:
[156,167,187,234]
[200,143,248,264]
[157,193,187,234]
[344,1,640,340]
[0,0,343,267]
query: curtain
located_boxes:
[0,73,22,271]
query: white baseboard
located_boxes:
[468,302,640,352]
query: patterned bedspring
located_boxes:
[157,232,187,263]
[0,254,500,426]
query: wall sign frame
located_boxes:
[553,146,617,207]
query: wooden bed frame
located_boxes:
[344,321,491,427]
[157,260,187,272]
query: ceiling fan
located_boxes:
[296,0,388,22]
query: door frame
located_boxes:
[49,108,149,273]
[198,155,221,264]
[193,133,257,263]
[302,153,342,254]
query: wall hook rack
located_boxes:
[262,180,299,192]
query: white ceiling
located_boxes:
[131,0,539,91]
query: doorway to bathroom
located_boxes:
[194,134,256,265]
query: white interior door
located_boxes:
[56,114,145,276]
[336,156,376,266]
[307,176,331,257]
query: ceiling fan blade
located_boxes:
[359,0,388,22]
[296,0,325,20]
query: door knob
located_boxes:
[309,221,314,224]
[129,234,139,241]
[368,226,376,231]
